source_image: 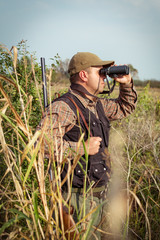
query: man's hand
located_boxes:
[114,73,132,84]
[85,137,102,155]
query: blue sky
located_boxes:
[0,0,160,80]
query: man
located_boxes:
[38,52,137,239]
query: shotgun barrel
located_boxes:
[40,57,53,181]
[40,57,48,108]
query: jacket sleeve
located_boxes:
[101,81,137,120]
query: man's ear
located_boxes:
[79,70,88,82]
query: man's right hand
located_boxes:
[85,137,102,155]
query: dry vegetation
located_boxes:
[0,44,160,240]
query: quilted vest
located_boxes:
[54,92,111,188]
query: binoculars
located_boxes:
[99,65,129,78]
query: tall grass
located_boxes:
[0,45,104,240]
[108,84,160,239]
[0,45,160,240]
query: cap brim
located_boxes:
[91,60,114,67]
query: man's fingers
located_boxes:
[90,137,102,146]
[93,137,102,142]
[85,137,102,155]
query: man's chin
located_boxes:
[99,88,104,94]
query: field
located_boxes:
[0,44,160,240]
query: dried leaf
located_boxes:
[10,45,18,69]
[0,74,18,90]
[21,130,41,164]
[0,82,29,136]
[129,190,151,240]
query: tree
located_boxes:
[0,40,43,130]
[128,64,139,80]
[51,56,70,84]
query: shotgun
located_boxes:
[40,57,53,181]
[40,58,79,240]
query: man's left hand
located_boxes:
[114,73,132,84]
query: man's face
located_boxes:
[85,66,106,95]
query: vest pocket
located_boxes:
[74,163,85,178]
[90,162,107,180]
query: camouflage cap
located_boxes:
[68,52,114,76]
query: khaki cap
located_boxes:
[68,52,114,76]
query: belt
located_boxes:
[70,185,107,199]
[71,185,105,193]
